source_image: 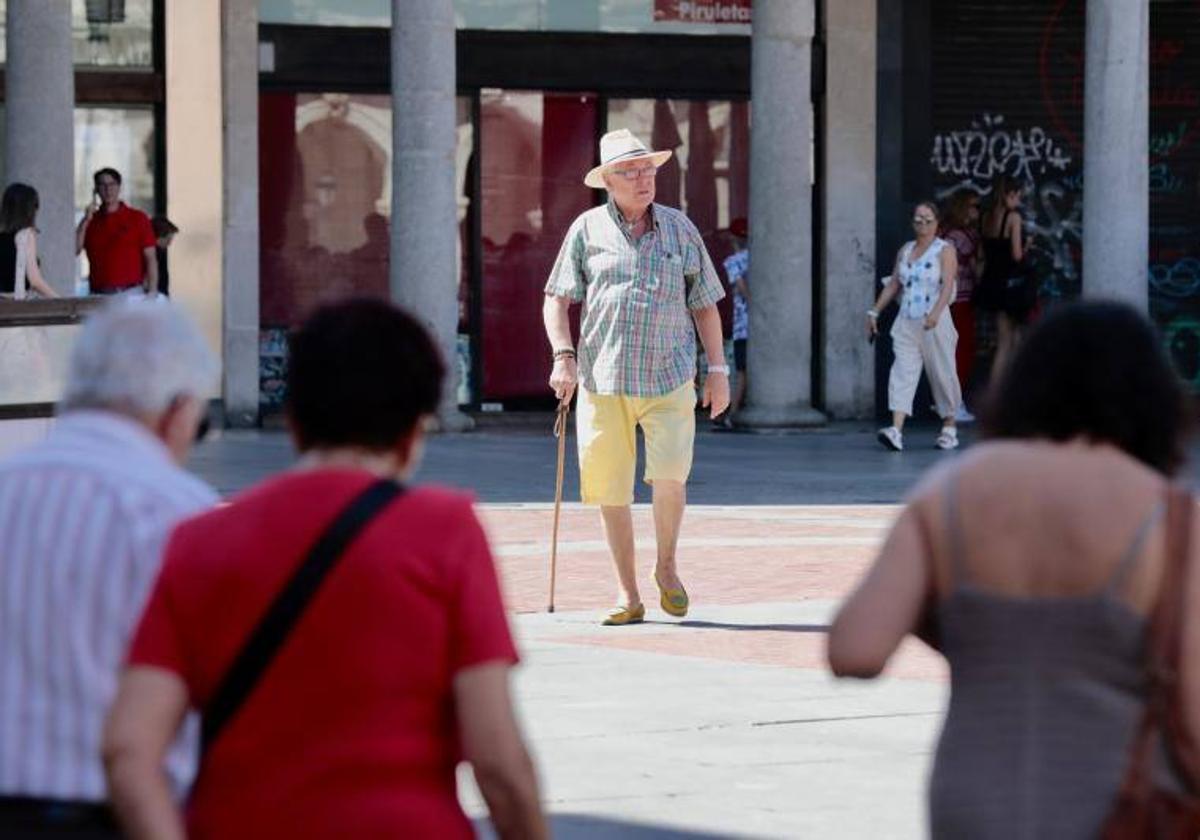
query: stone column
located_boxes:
[221,0,260,426]
[167,1,223,399]
[6,0,74,296]
[391,0,472,431]
[740,0,824,428]
[1083,0,1149,309]
[822,0,876,418]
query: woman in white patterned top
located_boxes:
[0,183,59,299]
[867,200,962,452]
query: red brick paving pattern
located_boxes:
[477,504,948,683]
[477,505,897,613]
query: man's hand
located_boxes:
[76,204,97,255]
[549,357,578,404]
[702,372,731,419]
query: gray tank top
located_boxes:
[928,484,1162,839]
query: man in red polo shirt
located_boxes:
[76,167,158,295]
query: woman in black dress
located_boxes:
[976,175,1031,384]
[0,183,58,299]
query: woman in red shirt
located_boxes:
[103,300,546,839]
[940,189,983,415]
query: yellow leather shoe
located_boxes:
[601,603,645,626]
[654,574,689,618]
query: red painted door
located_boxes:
[480,91,598,401]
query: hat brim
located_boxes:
[584,150,673,189]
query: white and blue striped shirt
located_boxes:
[0,411,217,802]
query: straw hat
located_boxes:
[583,129,673,189]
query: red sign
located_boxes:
[654,0,752,25]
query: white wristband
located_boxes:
[866,309,879,319]
[707,364,730,375]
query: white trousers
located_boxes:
[887,313,962,419]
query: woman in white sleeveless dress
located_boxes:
[0,183,59,299]
[867,200,962,451]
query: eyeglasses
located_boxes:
[611,164,658,182]
[912,217,937,225]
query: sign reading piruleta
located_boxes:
[654,0,751,24]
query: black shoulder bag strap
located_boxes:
[200,478,404,753]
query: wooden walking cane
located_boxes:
[548,397,570,613]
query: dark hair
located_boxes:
[988,175,1021,212]
[286,298,445,452]
[943,189,979,230]
[981,301,1191,475]
[151,216,179,238]
[0,183,39,233]
[93,167,122,186]
[914,200,941,221]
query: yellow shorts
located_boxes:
[575,382,697,506]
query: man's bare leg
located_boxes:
[600,504,640,607]
[651,479,686,590]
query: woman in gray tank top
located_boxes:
[828,301,1200,838]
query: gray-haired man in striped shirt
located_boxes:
[543,128,728,627]
[0,300,217,836]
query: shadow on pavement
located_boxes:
[673,620,828,633]
[476,814,743,838]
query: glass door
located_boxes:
[479,89,598,402]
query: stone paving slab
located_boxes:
[462,615,945,838]
[460,503,947,838]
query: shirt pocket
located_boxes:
[651,250,687,305]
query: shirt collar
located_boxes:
[606,198,658,235]
[52,409,175,466]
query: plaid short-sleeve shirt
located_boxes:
[544,200,725,397]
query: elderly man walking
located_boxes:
[543,128,728,626]
[0,300,217,837]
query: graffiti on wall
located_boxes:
[1034,0,1200,385]
[931,113,1072,186]
[930,112,1083,300]
[1146,29,1200,387]
[930,0,1200,384]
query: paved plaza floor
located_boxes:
[188,420,956,838]
[464,504,945,839]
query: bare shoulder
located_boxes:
[953,439,1166,512]
[902,450,975,513]
[907,440,1057,506]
